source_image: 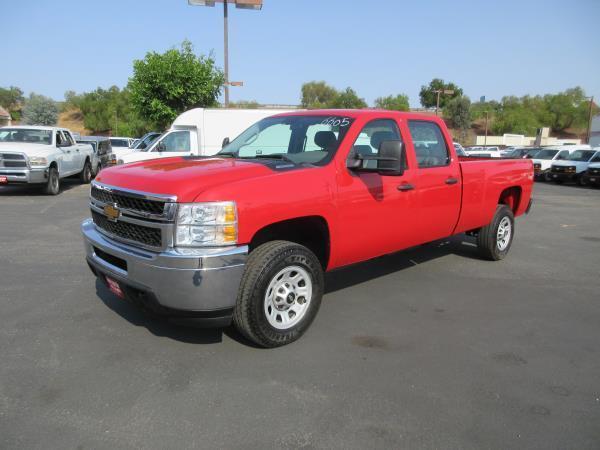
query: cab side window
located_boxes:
[350,119,402,169]
[159,131,191,152]
[556,150,569,160]
[56,131,66,146]
[63,131,75,146]
[407,121,450,168]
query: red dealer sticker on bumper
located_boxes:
[105,276,125,299]
[0,176,8,184]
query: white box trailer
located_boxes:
[117,108,297,165]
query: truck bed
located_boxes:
[454,157,534,234]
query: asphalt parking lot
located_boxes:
[1,180,599,449]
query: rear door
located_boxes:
[406,120,461,242]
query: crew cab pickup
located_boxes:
[0,126,94,194]
[81,110,533,347]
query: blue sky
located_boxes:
[3,0,600,107]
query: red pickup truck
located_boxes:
[82,110,533,347]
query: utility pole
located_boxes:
[433,89,455,116]
[587,96,594,144]
[223,0,229,107]
[484,111,489,147]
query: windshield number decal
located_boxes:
[321,117,351,127]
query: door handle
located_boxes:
[397,183,415,192]
[76,148,80,152]
[445,177,458,185]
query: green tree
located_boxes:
[300,81,338,109]
[331,87,367,109]
[444,96,471,140]
[0,86,24,120]
[374,94,410,111]
[419,78,463,108]
[22,93,58,126]
[129,40,224,129]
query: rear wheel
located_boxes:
[80,159,92,184]
[233,240,324,348]
[43,166,60,195]
[476,205,515,261]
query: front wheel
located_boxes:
[233,241,324,348]
[476,205,515,261]
[43,166,60,195]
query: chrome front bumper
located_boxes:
[81,219,248,318]
[0,167,47,183]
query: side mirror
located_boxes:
[222,137,230,149]
[346,140,405,176]
[156,141,166,152]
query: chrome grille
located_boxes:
[91,185,166,215]
[0,153,27,168]
[92,211,162,248]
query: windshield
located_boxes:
[567,150,595,162]
[219,115,354,165]
[590,153,600,163]
[133,133,159,150]
[110,138,130,148]
[533,149,558,160]
[0,128,52,145]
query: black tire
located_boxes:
[577,175,587,187]
[476,205,515,261]
[233,240,324,348]
[80,159,92,184]
[543,172,553,182]
[43,166,60,195]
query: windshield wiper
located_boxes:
[241,154,296,164]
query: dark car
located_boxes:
[76,136,112,175]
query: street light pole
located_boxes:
[188,1,263,108]
[223,0,229,107]
[587,96,594,144]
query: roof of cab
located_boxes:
[270,109,446,122]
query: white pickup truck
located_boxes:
[0,126,94,194]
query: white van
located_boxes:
[117,108,296,165]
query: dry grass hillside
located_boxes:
[57,107,88,135]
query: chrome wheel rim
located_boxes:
[264,265,312,330]
[497,217,512,251]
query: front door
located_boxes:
[406,120,461,242]
[56,131,75,174]
[335,118,420,267]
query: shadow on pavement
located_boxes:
[0,178,84,196]
[93,234,484,346]
[325,235,484,294]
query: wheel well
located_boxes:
[249,216,330,269]
[49,161,58,170]
[499,186,522,213]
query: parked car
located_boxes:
[453,142,467,157]
[0,126,94,194]
[550,149,600,185]
[107,137,135,165]
[131,131,161,151]
[116,108,296,165]
[464,146,503,158]
[530,147,573,181]
[502,147,532,159]
[580,151,600,186]
[81,110,533,347]
[76,136,112,175]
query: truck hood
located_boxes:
[0,142,54,157]
[95,156,278,202]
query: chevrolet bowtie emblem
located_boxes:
[104,203,121,222]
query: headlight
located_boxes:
[175,202,237,247]
[29,156,48,167]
